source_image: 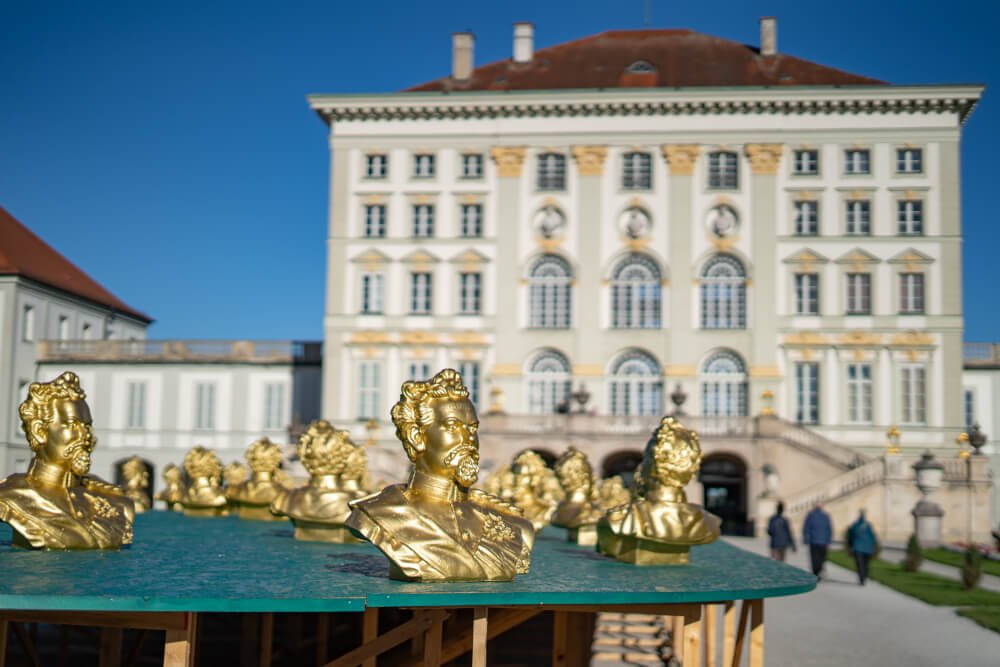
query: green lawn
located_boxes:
[957,607,1000,634]
[923,548,1000,578]
[827,550,1000,607]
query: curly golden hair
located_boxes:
[246,437,283,473]
[645,416,702,488]
[184,446,222,480]
[553,447,593,493]
[390,368,469,462]
[341,445,369,482]
[300,427,355,476]
[19,371,87,452]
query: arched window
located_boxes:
[608,350,663,416]
[701,350,748,417]
[528,255,572,328]
[526,349,572,414]
[700,255,746,329]
[611,254,662,329]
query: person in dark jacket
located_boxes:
[766,501,795,562]
[847,509,877,585]
[802,503,833,578]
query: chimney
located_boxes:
[513,22,534,63]
[452,31,474,81]
[759,17,777,56]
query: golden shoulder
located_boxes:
[470,488,525,518]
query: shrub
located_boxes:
[963,547,984,590]
[903,534,923,572]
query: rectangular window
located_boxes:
[126,381,146,429]
[846,364,873,424]
[460,204,483,238]
[896,148,923,174]
[965,388,975,429]
[900,365,926,425]
[897,199,923,235]
[794,273,820,315]
[844,149,870,175]
[537,153,566,190]
[413,153,435,178]
[459,272,482,315]
[365,154,387,179]
[846,273,871,315]
[81,322,92,340]
[358,361,381,419]
[410,272,432,314]
[461,153,483,178]
[708,152,739,189]
[622,152,652,189]
[21,305,35,342]
[795,362,820,425]
[361,273,384,314]
[900,273,925,314]
[794,201,819,235]
[412,204,434,237]
[364,205,386,238]
[57,315,69,340]
[407,362,431,382]
[793,149,819,175]
[194,382,216,430]
[845,200,871,235]
[458,361,481,407]
[264,383,285,430]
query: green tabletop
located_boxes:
[0,511,815,613]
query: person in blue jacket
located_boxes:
[847,509,878,585]
[766,501,795,562]
[802,503,833,578]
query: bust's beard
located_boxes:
[69,449,91,477]
[451,453,480,488]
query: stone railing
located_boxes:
[755,416,869,470]
[481,414,753,438]
[784,458,887,518]
[37,340,323,364]
[964,342,1000,368]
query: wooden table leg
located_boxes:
[749,600,764,667]
[683,606,701,667]
[362,609,378,667]
[704,604,718,667]
[471,608,488,667]
[163,612,198,667]
[730,602,750,667]
[100,627,123,667]
[315,614,329,667]
[0,619,7,667]
[259,613,274,667]
[721,602,735,667]
[671,615,684,664]
[423,612,444,666]
[241,614,259,667]
[552,611,568,667]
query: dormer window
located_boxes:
[625,60,656,74]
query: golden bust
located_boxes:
[180,446,227,517]
[598,417,721,565]
[502,450,558,531]
[228,438,288,520]
[551,447,604,545]
[270,421,359,541]
[155,463,185,511]
[346,369,535,581]
[0,372,135,549]
[121,457,152,513]
[223,461,249,497]
[341,444,371,496]
[597,475,632,510]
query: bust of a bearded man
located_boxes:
[346,369,535,581]
[270,421,359,541]
[0,372,135,549]
[597,416,721,564]
[229,437,288,520]
[550,447,604,545]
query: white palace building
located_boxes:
[309,20,993,541]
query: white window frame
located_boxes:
[846,363,873,424]
[794,200,819,235]
[794,273,820,315]
[899,272,925,314]
[708,151,739,189]
[264,383,286,430]
[459,272,482,315]
[611,254,661,329]
[844,149,871,175]
[845,199,871,235]
[795,362,820,425]
[700,255,747,329]
[407,362,431,382]
[526,350,571,414]
[365,154,387,179]
[792,149,819,175]
[413,153,435,178]
[528,255,572,328]
[609,350,663,417]
[461,153,483,179]
[900,365,927,425]
[896,148,923,174]
[361,273,384,314]
[700,351,748,417]
[897,199,923,235]
[536,153,566,191]
[458,361,481,407]
[622,152,652,190]
[126,381,146,430]
[460,203,482,238]
[194,382,216,431]
[364,204,386,238]
[21,305,35,342]
[358,361,381,419]
[410,272,433,314]
[412,204,434,238]
[846,273,871,315]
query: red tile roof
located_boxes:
[0,206,152,323]
[407,29,885,92]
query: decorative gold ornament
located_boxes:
[341,444,372,495]
[155,463,185,512]
[121,456,152,513]
[499,450,561,530]
[490,146,527,178]
[271,420,361,541]
[180,446,227,517]
[223,461,250,498]
[598,417,721,564]
[745,143,783,175]
[571,145,608,176]
[228,437,288,521]
[956,432,971,460]
[886,426,902,455]
[0,372,135,549]
[759,389,775,417]
[662,145,701,175]
[551,447,604,545]
[597,476,631,510]
[346,369,535,581]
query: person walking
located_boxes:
[802,503,833,578]
[847,509,877,585]
[766,501,795,562]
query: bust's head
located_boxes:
[19,371,94,476]
[299,427,354,476]
[391,369,480,488]
[554,447,593,495]
[184,446,222,482]
[246,437,283,474]
[163,463,183,484]
[341,445,369,483]
[122,457,149,489]
[223,461,249,486]
[645,417,702,489]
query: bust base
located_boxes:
[183,506,227,518]
[567,524,598,546]
[598,530,692,565]
[236,504,286,521]
[292,521,360,543]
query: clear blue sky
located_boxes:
[1,1,996,340]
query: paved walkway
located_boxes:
[876,546,1000,592]
[726,537,1000,667]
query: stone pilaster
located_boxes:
[322,144,350,420]
[572,146,606,382]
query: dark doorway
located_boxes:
[699,454,750,536]
[601,450,644,487]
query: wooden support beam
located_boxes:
[361,609,378,667]
[704,604,718,667]
[163,612,198,667]
[399,608,541,667]
[10,623,41,667]
[423,613,444,666]
[100,627,123,667]
[730,602,750,667]
[552,611,568,667]
[259,613,274,667]
[749,600,764,667]
[315,614,329,667]
[323,610,448,667]
[241,614,259,667]
[683,606,701,667]
[0,611,188,632]
[671,616,684,664]
[471,608,488,667]
[721,602,735,667]
[0,619,7,667]
[125,629,149,667]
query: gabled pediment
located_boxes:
[888,248,933,265]
[782,249,829,264]
[449,249,490,265]
[350,248,391,265]
[835,248,880,265]
[401,249,441,264]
